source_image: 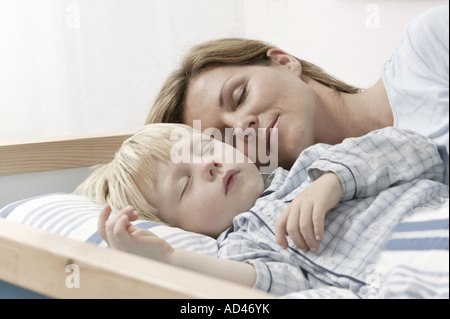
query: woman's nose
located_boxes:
[224,112,259,132]
[223,113,259,145]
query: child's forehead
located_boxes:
[168,129,216,163]
[170,128,215,148]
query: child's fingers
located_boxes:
[98,204,112,242]
[299,207,319,252]
[128,209,139,221]
[287,205,308,251]
[102,205,135,249]
[113,214,133,250]
[104,215,121,249]
[277,200,323,252]
[293,201,317,251]
[312,206,326,242]
[120,205,137,219]
[275,208,290,249]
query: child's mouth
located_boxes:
[223,170,239,194]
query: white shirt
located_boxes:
[381,6,449,185]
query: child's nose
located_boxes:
[202,160,221,180]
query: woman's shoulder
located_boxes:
[382,6,449,84]
[405,6,449,70]
[408,5,448,28]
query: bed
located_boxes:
[0,130,448,299]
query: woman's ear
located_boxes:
[267,48,302,76]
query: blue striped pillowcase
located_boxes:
[0,193,218,256]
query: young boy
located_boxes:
[77,124,448,295]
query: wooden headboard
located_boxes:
[0,130,135,176]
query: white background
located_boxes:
[0,0,448,141]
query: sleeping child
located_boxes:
[76,124,448,296]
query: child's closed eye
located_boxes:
[180,175,192,199]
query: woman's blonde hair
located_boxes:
[146,37,361,124]
[76,123,193,222]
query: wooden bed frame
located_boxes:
[0,131,274,299]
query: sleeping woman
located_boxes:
[146,6,449,186]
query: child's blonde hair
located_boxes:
[76,123,193,222]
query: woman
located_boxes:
[147,6,448,183]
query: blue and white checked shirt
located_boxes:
[216,127,449,296]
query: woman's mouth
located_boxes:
[223,170,239,194]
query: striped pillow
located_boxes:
[0,193,218,256]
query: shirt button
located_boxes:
[325,257,334,265]
[262,208,271,216]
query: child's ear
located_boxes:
[267,48,302,76]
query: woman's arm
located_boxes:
[98,205,256,287]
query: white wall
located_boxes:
[0,0,448,141]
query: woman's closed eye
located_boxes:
[233,84,248,109]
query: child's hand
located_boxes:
[98,205,174,261]
[275,172,343,252]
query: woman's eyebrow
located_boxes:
[219,75,233,108]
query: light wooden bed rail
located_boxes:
[0,219,272,299]
[0,131,275,299]
[0,130,136,176]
